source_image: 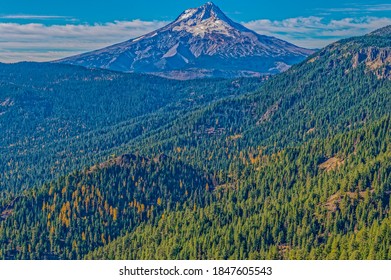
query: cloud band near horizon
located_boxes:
[0,16,390,63]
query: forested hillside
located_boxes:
[1,117,390,259]
[0,153,213,259]
[0,63,263,193]
[0,26,390,260]
[119,28,391,175]
[86,117,391,260]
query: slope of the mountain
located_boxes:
[0,153,213,259]
[113,25,391,174]
[1,26,391,260]
[0,62,263,192]
[56,2,314,79]
[2,116,391,260]
[84,117,391,260]
[369,25,391,36]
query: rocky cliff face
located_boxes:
[353,47,391,79]
[307,26,391,80]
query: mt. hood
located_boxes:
[57,2,314,79]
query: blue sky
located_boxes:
[1,0,391,62]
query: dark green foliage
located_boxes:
[112,31,391,179]
[85,117,391,260]
[1,30,391,260]
[0,63,262,193]
[0,154,212,259]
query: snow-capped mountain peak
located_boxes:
[176,9,198,22]
[56,2,314,79]
[172,2,244,37]
[172,13,234,38]
[175,2,228,22]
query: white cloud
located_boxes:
[365,4,391,11]
[243,16,391,48]
[0,16,390,63]
[0,20,168,62]
[0,14,71,20]
[0,51,79,63]
[323,4,391,13]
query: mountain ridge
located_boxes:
[2,20,391,260]
[56,2,314,79]
[369,24,391,36]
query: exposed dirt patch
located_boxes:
[319,157,344,172]
[324,192,342,212]
[87,153,149,173]
[0,196,21,221]
[214,183,236,191]
[324,189,374,212]
[257,101,280,125]
[278,244,291,258]
[306,127,316,134]
[307,56,319,63]
[0,209,13,220]
[227,134,243,141]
